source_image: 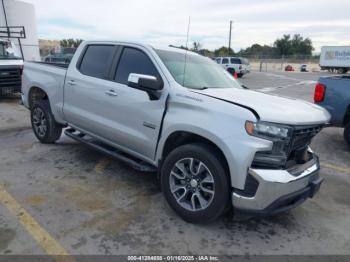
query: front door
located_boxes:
[102,46,168,160]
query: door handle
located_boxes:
[105,90,118,96]
[67,80,76,86]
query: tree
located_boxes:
[213,46,234,57]
[192,41,202,52]
[274,34,293,56]
[237,44,279,58]
[60,39,83,48]
[274,34,314,56]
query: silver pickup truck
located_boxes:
[21,41,330,223]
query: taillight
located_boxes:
[314,83,326,103]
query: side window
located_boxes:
[79,45,116,79]
[115,47,159,85]
[221,58,229,64]
[215,58,221,64]
[230,58,241,64]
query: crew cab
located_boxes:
[215,56,250,78]
[0,39,23,97]
[21,41,330,223]
[314,76,350,146]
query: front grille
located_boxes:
[289,125,323,152]
[283,125,323,168]
[0,67,21,92]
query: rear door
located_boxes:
[63,44,120,137]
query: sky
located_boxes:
[25,0,350,53]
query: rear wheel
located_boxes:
[31,100,62,143]
[344,123,350,146]
[161,143,230,223]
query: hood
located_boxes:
[193,88,331,125]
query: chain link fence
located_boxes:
[240,55,321,72]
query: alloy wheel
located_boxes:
[169,158,215,211]
[32,107,47,137]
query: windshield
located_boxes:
[0,41,22,60]
[155,49,242,90]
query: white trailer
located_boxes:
[320,46,350,74]
[1,0,40,61]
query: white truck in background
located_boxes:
[0,39,23,97]
[320,46,350,74]
[215,57,250,78]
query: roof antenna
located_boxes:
[182,16,191,87]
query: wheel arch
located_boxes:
[28,86,49,109]
[158,130,231,184]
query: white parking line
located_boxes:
[257,80,317,93]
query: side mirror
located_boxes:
[127,73,163,100]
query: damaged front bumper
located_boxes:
[232,150,323,219]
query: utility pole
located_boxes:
[228,20,232,56]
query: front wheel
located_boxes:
[161,143,230,223]
[344,123,350,146]
[31,100,62,143]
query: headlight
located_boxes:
[245,121,291,139]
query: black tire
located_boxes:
[344,123,350,147]
[161,143,230,223]
[31,100,62,143]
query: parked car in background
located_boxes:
[0,39,23,97]
[22,41,329,223]
[43,47,76,64]
[320,46,350,74]
[285,65,294,71]
[300,64,308,72]
[215,56,250,77]
[314,76,350,146]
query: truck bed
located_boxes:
[317,75,350,126]
[31,61,69,69]
[21,61,68,122]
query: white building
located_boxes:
[1,0,40,61]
